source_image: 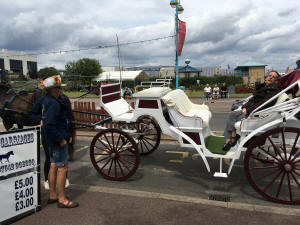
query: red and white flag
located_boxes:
[178,20,186,56]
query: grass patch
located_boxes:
[205,135,227,155]
[186,91,252,98]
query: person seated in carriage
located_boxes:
[222,70,282,151]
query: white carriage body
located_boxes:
[99,79,300,178]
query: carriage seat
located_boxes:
[161,89,212,127]
[100,83,134,122]
[234,92,292,132]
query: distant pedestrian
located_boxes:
[220,83,228,98]
[78,82,82,92]
[203,84,212,100]
[212,84,220,99]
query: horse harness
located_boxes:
[0,89,34,117]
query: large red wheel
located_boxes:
[245,127,300,204]
[136,117,161,155]
[90,128,139,181]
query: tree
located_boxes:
[38,67,60,79]
[64,58,102,84]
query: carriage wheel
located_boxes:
[90,128,139,181]
[136,117,161,155]
[245,127,300,204]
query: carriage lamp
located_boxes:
[170,0,178,8]
[177,4,184,14]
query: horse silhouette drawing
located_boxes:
[0,151,14,163]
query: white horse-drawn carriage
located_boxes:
[89,76,300,204]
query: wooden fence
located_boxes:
[72,100,135,128]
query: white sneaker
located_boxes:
[44,180,50,190]
[65,178,70,188]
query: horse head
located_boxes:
[91,86,100,96]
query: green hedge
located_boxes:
[178,75,243,89]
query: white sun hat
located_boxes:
[41,75,66,89]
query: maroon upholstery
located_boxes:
[279,69,300,97]
[101,84,121,95]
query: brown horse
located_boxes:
[0,84,77,159]
[0,84,43,129]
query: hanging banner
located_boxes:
[0,128,40,224]
[178,20,186,56]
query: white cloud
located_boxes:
[0,0,299,71]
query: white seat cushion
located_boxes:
[275,93,290,105]
[105,98,132,117]
[184,109,211,127]
[162,89,212,127]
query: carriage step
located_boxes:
[213,172,228,178]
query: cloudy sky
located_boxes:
[1,0,300,71]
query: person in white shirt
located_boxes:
[212,84,220,99]
[203,84,212,100]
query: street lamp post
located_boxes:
[170,0,184,89]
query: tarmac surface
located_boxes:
[2,98,300,225]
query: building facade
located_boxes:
[234,62,267,85]
[0,49,38,77]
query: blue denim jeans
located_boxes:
[49,144,68,167]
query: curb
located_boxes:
[71,184,300,217]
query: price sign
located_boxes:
[0,172,38,222]
[0,128,40,224]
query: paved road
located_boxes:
[66,138,300,209]
[16,135,298,225]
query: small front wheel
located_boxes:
[136,117,161,155]
[90,128,139,181]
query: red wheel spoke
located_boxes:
[291,172,300,188]
[257,146,278,162]
[96,156,110,164]
[276,172,286,198]
[263,170,282,192]
[293,170,300,176]
[287,173,293,201]
[281,130,287,160]
[118,145,134,153]
[119,157,135,165]
[96,139,111,152]
[118,158,132,172]
[267,137,284,161]
[142,140,151,152]
[117,138,129,151]
[94,145,111,153]
[115,133,122,150]
[250,165,279,170]
[107,159,113,175]
[291,152,300,163]
[116,160,125,177]
[104,133,113,150]
[288,133,299,161]
[94,153,109,155]
[114,159,117,178]
[111,131,115,150]
[100,158,112,171]
[250,154,278,164]
[143,137,155,148]
[139,140,144,153]
[254,168,281,182]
